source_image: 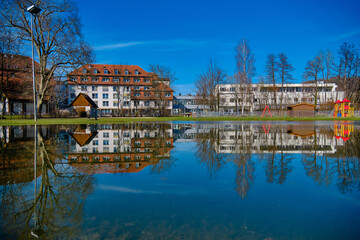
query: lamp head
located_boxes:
[27,5,42,15]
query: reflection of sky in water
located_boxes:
[0,123,360,239]
[84,141,360,239]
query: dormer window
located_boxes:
[125,69,129,75]
[82,69,87,74]
[135,69,139,75]
[114,69,119,74]
[93,69,98,74]
[104,69,109,74]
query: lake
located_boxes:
[0,121,360,239]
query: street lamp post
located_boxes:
[27,5,42,122]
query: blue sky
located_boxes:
[76,0,360,94]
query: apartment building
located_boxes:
[67,64,174,116]
[216,82,344,112]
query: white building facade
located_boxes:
[216,82,344,112]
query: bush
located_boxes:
[80,111,87,118]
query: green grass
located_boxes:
[0,116,359,126]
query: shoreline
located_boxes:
[0,116,359,126]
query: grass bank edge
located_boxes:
[1,116,359,126]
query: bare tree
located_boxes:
[235,39,255,115]
[338,42,355,95]
[195,59,226,112]
[265,54,278,109]
[277,53,294,112]
[303,54,323,106]
[0,0,94,116]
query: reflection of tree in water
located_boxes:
[302,130,360,193]
[195,124,254,198]
[195,128,227,179]
[264,126,293,184]
[0,127,94,239]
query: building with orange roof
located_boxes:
[0,54,52,115]
[67,64,174,116]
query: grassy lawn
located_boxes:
[0,116,359,126]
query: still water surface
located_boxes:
[0,121,360,239]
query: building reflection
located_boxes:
[175,122,360,197]
[67,123,175,174]
[0,125,94,239]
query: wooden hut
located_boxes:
[69,93,98,117]
[287,103,315,117]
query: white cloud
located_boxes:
[94,39,228,52]
[94,41,144,50]
[326,27,360,42]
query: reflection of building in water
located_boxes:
[68,124,174,174]
[0,126,55,185]
[174,123,348,155]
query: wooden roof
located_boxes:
[288,103,316,109]
[69,93,98,108]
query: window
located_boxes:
[103,93,108,99]
[93,69,98,74]
[125,86,130,92]
[81,86,87,91]
[83,69,87,74]
[114,69,119,74]
[104,69,109,74]
[103,101,109,106]
[103,86,109,91]
[123,101,130,106]
[230,98,235,103]
[144,78,150,83]
[113,101,118,106]
[230,87,235,92]
[113,86,118,91]
[91,78,98,82]
[134,93,140,97]
[113,93,118,99]
[135,69,139,75]
[102,78,109,82]
[145,101,150,106]
[93,140,98,145]
[165,93,171,97]
[113,78,119,82]
[103,140,109,145]
[144,93,151,97]
[103,132,109,138]
[144,86,149,90]
[220,87,226,92]
[92,86,98,91]
[125,69,129,75]
[81,77,88,82]
[134,78,140,83]
[92,93,98,99]
[123,78,130,83]
[135,86,140,90]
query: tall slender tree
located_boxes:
[277,53,294,112]
[235,39,256,114]
[265,54,278,109]
[303,54,323,106]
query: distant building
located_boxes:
[67,64,174,116]
[173,95,209,115]
[216,82,344,113]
